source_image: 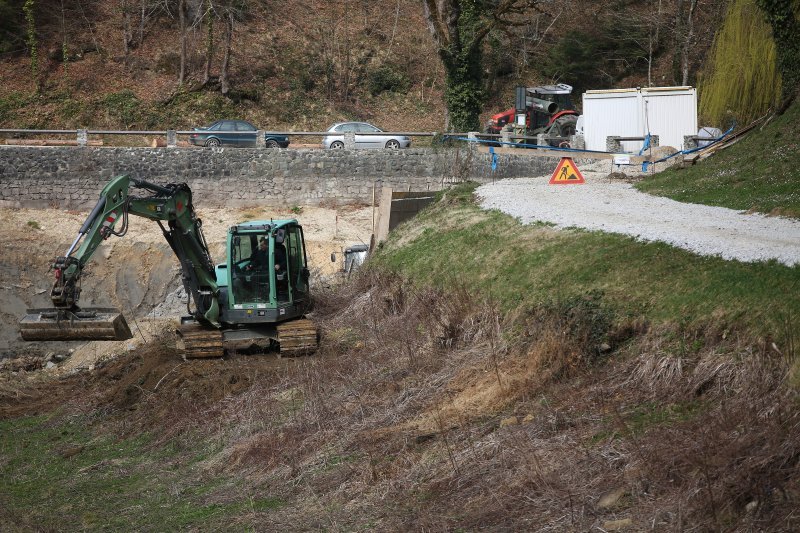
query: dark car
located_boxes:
[189,120,290,148]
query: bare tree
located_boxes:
[122,0,133,64]
[219,3,233,94]
[672,0,700,86]
[178,0,187,85]
[680,0,698,85]
[202,0,214,85]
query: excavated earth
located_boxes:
[0,203,375,375]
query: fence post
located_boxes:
[257,130,265,148]
[167,130,177,147]
[467,131,479,150]
[76,129,88,147]
[344,131,355,149]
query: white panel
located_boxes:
[583,91,640,152]
[582,87,697,152]
[641,88,697,151]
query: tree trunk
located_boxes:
[122,0,132,65]
[220,10,233,95]
[442,49,485,132]
[421,0,487,132]
[138,0,146,46]
[681,0,697,85]
[203,0,214,85]
[178,0,187,86]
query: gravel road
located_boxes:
[477,162,800,266]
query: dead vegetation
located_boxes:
[1,268,798,530]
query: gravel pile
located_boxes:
[477,161,800,266]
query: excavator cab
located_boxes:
[224,221,309,315]
[211,220,315,356]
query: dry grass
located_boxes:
[4,269,798,530]
[140,269,796,530]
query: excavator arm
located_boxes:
[20,174,220,342]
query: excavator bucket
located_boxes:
[19,308,133,342]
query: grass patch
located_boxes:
[0,415,283,530]
[372,183,800,338]
[636,100,800,217]
[591,401,704,443]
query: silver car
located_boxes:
[322,122,411,149]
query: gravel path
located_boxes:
[477,162,800,266]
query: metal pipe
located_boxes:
[65,196,105,256]
[131,178,174,196]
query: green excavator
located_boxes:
[19,174,318,358]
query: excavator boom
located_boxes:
[19,174,219,343]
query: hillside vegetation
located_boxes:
[637,99,800,217]
[0,0,730,132]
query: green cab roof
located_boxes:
[229,219,298,233]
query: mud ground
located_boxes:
[0,203,375,371]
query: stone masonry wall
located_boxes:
[0,146,581,208]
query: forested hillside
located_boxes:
[0,0,732,132]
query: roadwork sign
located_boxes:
[549,157,585,184]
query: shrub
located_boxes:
[367,65,410,96]
[102,90,141,129]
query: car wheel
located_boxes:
[205,138,221,148]
[330,141,345,149]
[385,139,401,149]
[265,139,279,148]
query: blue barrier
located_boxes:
[451,126,736,174]
[641,124,735,172]
[450,136,612,155]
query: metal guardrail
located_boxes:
[0,128,501,148]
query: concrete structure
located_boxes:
[0,146,585,209]
[606,135,659,153]
[583,86,697,153]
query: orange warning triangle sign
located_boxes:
[549,157,585,184]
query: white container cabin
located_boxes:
[581,86,698,153]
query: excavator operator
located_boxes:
[248,237,270,271]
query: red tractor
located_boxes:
[485,83,579,147]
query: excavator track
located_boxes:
[276,318,319,356]
[176,322,224,359]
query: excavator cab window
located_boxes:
[231,232,271,304]
[285,226,309,302]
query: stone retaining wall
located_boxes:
[0,146,579,208]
